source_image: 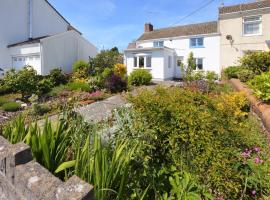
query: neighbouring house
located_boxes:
[124,22,220,80]
[124,0,270,80]
[0,0,98,75]
[219,0,270,68]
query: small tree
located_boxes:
[181,52,196,82]
[89,49,121,75]
[5,66,38,100]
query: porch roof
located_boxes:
[124,46,174,53]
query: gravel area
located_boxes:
[0,111,18,126]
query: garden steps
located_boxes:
[229,78,270,133]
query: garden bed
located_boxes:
[229,78,270,133]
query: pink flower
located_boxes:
[254,157,263,164]
[251,189,256,196]
[254,147,260,153]
[241,149,251,158]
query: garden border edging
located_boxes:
[228,78,270,133]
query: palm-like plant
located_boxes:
[56,133,138,200]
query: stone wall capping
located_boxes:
[0,136,94,199]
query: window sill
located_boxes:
[242,34,262,37]
[190,46,205,49]
[133,67,152,70]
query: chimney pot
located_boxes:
[145,23,153,32]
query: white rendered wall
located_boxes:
[0,0,29,69]
[125,50,166,80]
[41,31,98,75]
[136,34,221,75]
[32,0,69,38]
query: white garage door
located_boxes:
[12,55,41,74]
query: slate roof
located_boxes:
[137,21,218,41]
[7,36,49,48]
[219,0,270,14]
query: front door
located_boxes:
[175,56,184,78]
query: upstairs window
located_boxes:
[243,16,262,36]
[153,41,164,47]
[190,38,204,48]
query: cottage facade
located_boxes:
[0,0,98,75]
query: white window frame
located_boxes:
[133,55,152,69]
[243,15,262,36]
[153,41,164,48]
[194,58,203,70]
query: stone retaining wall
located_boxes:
[0,136,94,200]
[229,79,270,133]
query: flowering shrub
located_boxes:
[240,51,270,74]
[237,146,270,199]
[123,86,269,199]
[113,63,127,79]
[81,91,107,101]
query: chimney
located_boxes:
[145,23,153,32]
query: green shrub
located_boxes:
[128,69,152,86]
[32,104,51,116]
[224,66,242,79]
[248,71,270,102]
[122,87,270,199]
[89,48,121,75]
[4,66,38,100]
[72,60,89,79]
[101,67,113,80]
[36,78,53,96]
[0,97,9,106]
[240,51,270,74]
[1,102,21,112]
[49,68,68,86]
[235,67,254,82]
[67,82,90,92]
[48,85,69,97]
[88,76,103,92]
[224,66,254,82]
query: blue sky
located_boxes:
[49,0,253,51]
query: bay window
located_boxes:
[133,55,152,68]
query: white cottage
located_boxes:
[0,0,98,75]
[124,22,220,80]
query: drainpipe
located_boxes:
[29,0,33,39]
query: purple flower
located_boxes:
[241,149,251,158]
[251,189,256,196]
[254,147,260,153]
[254,157,263,164]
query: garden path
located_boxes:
[74,94,127,123]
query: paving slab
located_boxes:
[74,95,127,123]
